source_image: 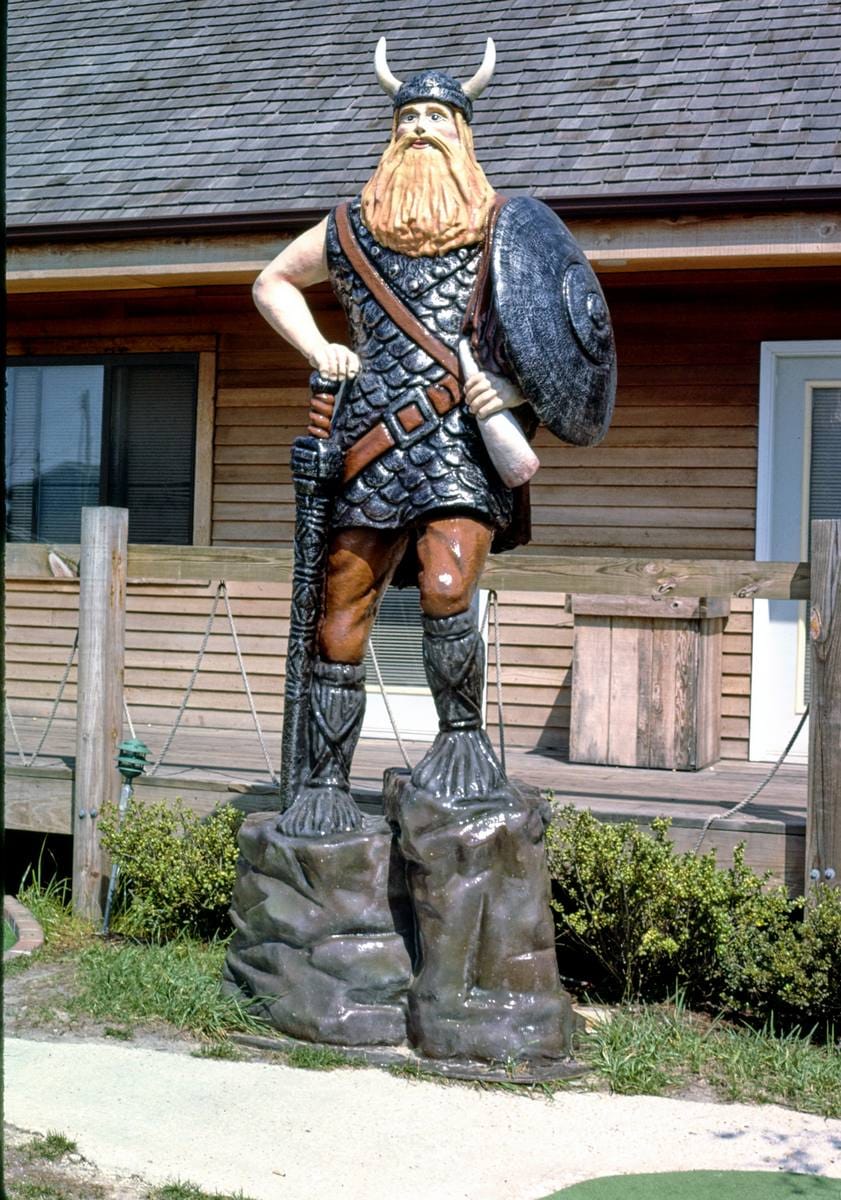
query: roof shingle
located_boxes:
[8,0,841,227]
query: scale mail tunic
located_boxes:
[325,200,514,535]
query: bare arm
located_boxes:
[252,218,360,380]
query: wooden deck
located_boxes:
[5,715,807,893]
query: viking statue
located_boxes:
[254,38,616,837]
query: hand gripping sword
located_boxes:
[277,373,344,813]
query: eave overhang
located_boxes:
[7,186,841,293]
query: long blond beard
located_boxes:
[360,113,495,256]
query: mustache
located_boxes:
[393,129,455,158]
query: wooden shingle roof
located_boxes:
[9,0,841,229]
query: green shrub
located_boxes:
[544,806,797,1007]
[545,806,841,1032]
[100,799,242,941]
[720,883,841,1033]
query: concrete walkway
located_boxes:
[5,1037,841,1200]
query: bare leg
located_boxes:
[278,526,409,838]
[415,513,493,618]
[319,526,410,663]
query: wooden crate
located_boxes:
[568,594,730,771]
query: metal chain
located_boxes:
[368,639,413,770]
[692,705,810,854]
[220,583,279,784]
[370,590,508,774]
[488,590,507,775]
[481,590,507,773]
[148,582,226,776]
[5,630,79,767]
[5,700,26,764]
[122,697,137,740]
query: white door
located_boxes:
[361,587,489,742]
[750,342,841,761]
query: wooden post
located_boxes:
[806,519,841,894]
[73,507,128,920]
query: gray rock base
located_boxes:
[383,768,575,1065]
[231,1031,586,1083]
[223,812,413,1046]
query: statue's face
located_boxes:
[362,96,493,255]
[395,101,461,149]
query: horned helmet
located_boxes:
[374,37,496,124]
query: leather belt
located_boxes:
[334,203,463,484]
[343,379,460,483]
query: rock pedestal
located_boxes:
[223,812,413,1046]
[383,768,575,1064]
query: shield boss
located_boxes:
[491,196,617,446]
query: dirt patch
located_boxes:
[674,1077,726,1105]
[4,1124,150,1199]
[5,958,80,1033]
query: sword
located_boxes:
[277,373,345,811]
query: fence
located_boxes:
[6,510,839,918]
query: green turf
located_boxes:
[4,920,18,952]
[544,1171,841,1199]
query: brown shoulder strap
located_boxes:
[334,202,460,379]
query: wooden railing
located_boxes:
[6,514,838,917]
[7,539,812,598]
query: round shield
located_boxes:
[490,196,617,446]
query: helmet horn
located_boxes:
[374,37,402,97]
[462,37,496,100]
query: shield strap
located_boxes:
[462,193,509,367]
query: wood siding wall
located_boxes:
[7,267,841,761]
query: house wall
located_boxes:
[7,267,841,761]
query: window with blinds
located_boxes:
[363,587,426,688]
[803,385,841,704]
[5,355,198,544]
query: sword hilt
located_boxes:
[308,371,343,440]
[293,372,345,489]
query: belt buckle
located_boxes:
[383,389,439,450]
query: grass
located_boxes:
[280,1043,361,1070]
[190,1040,243,1061]
[5,1130,256,1200]
[4,952,37,976]
[103,1024,135,1040]
[578,999,841,1118]
[70,937,266,1039]
[703,1019,841,1114]
[14,874,841,1120]
[5,918,19,952]
[20,1132,78,1163]
[6,1183,96,1200]
[147,1184,258,1200]
[13,875,264,1040]
[17,870,94,956]
[579,1002,705,1096]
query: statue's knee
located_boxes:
[420,571,473,618]
[318,609,369,664]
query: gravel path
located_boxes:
[6,1036,841,1200]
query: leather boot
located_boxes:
[411,610,512,803]
[277,659,366,837]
